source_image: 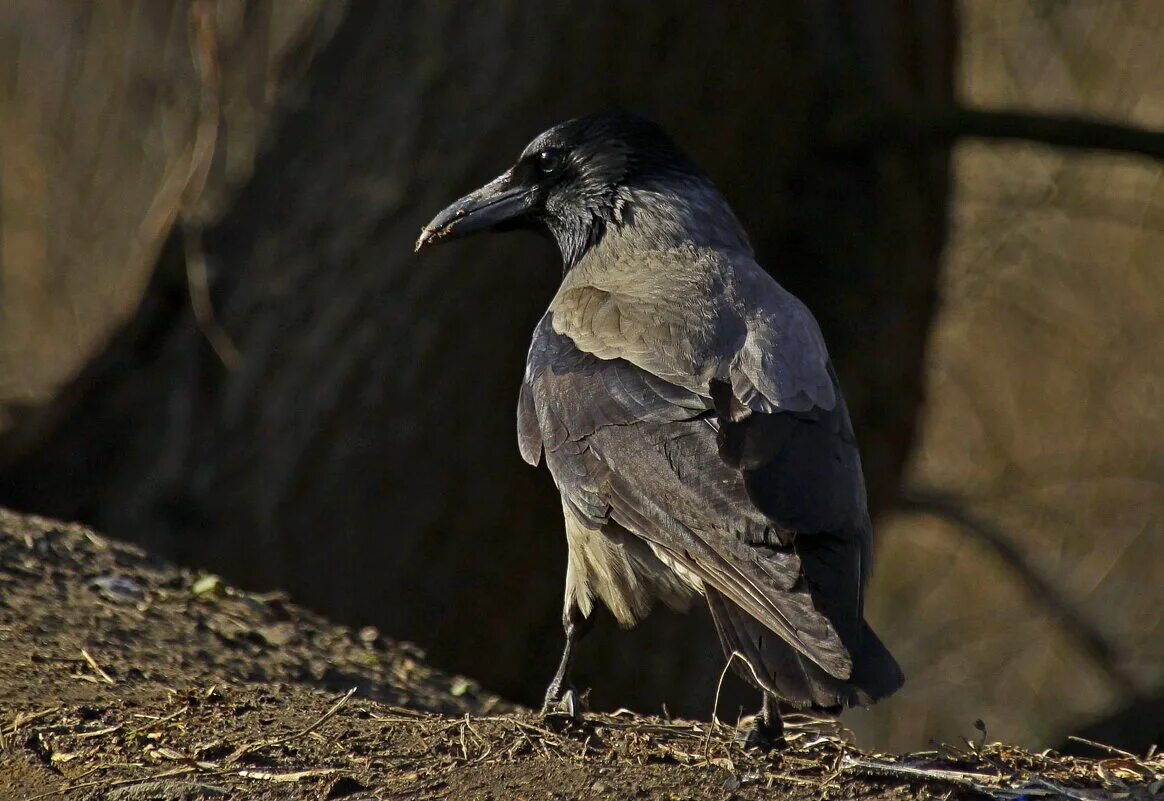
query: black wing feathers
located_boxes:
[519,314,709,464]
[521,312,902,700]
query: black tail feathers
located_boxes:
[705,586,902,709]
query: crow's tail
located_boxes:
[705,585,903,709]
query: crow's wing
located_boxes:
[517,313,710,467]
[521,310,861,680]
[542,244,861,540]
[587,417,858,680]
[549,246,836,414]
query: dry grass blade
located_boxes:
[2,706,60,734]
[81,649,115,685]
[126,705,189,737]
[1065,735,1139,760]
[704,649,765,757]
[74,724,124,739]
[842,754,1004,790]
[238,768,340,782]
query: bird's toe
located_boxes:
[541,686,582,721]
[734,712,787,752]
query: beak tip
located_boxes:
[414,227,435,253]
[414,173,523,254]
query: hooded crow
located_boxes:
[416,111,903,746]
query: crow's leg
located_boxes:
[541,600,593,719]
[736,692,786,750]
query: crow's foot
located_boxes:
[541,685,581,721]
[734,711,786,751]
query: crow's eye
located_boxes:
[535,148,564,175]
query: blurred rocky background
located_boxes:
[0,1,1159,752]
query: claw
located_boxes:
[542,686,581,720]
[734,713,786,751]
[735,697,787,752]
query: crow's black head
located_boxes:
[519,111,703,209]
[416,112,718,266]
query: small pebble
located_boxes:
[258,622,296,646]
[191,574,222,596]
[92,575,145,603]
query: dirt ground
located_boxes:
[0,509,1159,800]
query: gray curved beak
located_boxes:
[415,171,532,252]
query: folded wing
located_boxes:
[521,304,863,681]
